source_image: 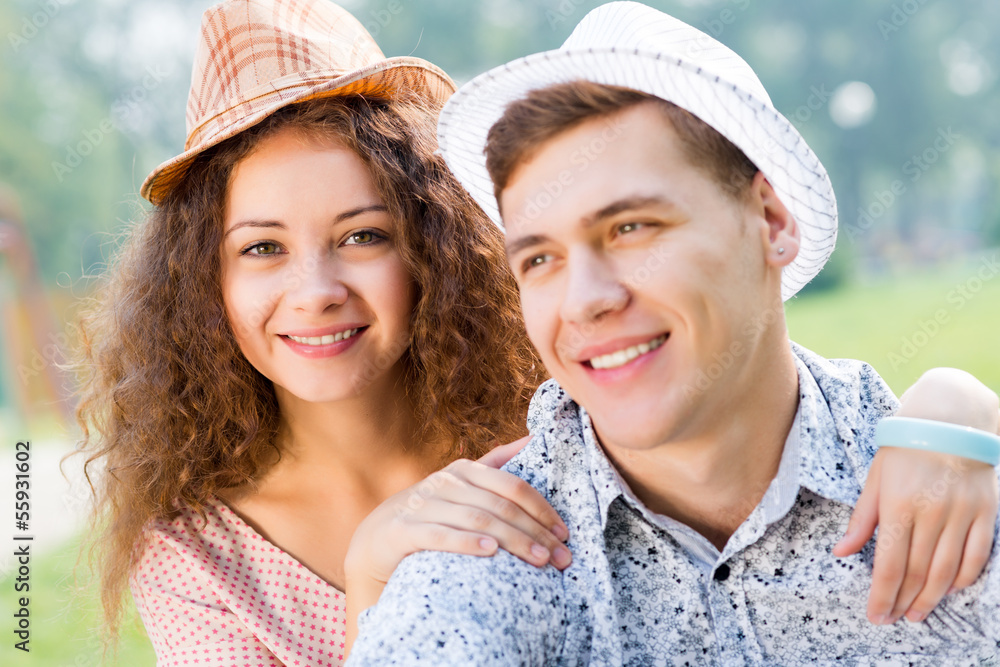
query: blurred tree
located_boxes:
[0,183,73,425]
[0,0,996,299]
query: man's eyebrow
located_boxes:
[505,195,673,255]
[583,195,672,227]
[506,234,551,258]
[222,205,388,239]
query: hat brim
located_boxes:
[141,57,456,206]
[437,47,838,301]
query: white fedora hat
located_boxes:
[437,1,838,300]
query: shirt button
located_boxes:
[713,564,730,581]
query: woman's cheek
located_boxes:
[224,269,274,345]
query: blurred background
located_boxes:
[1,0,997,663]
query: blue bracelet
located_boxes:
[876,417,1000,466]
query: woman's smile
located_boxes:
[280,325,369,358]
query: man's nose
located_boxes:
[558,248,629,325]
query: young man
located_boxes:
[348,3,1000,664]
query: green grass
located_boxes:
[0,536,155,666]
[786,253,1000,395]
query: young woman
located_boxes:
[73,1,999,665]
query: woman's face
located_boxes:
[220,127,416,405]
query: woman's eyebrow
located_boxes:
[336,204,388,222]
[223,219,285,239]
[223,205,388,239]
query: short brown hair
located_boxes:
[485,80,758,207]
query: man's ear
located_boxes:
[748,171,799,267]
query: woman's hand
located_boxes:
[834,368,1000,625]
[344,436,570,651]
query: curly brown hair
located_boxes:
[73,95,545,641]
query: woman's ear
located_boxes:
[749,171,800,267]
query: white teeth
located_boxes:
[588,334,666,370]
[288,328,359,346]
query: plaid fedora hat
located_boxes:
[141,0,455,205]
[437,1,838,300]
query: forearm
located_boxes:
[898,368,999,433]
[344,573,385,657]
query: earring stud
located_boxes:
[777,247,786,255]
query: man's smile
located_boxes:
[583,333,668,370]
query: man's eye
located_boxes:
[522,254,550,273]
[241,241,280,256]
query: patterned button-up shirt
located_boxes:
[348,344,1000,666]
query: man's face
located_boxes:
[500,102,791,452]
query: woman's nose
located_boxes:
[283,253,351,314]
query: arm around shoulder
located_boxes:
[897,367,999,433]
[346,548,567,666]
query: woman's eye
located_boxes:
[617,222,644,235]
[343,230,384,246]
[241,241,280,256]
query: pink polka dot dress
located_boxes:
[130,498,347,666]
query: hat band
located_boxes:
[183,66,366,150]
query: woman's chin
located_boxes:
[274,381,362,406]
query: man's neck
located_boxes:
[600,342,800,551]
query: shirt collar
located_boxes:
[578,400,802,561]
[577,407,623,534]
[790,342,898,507]
[567,342,897,538]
